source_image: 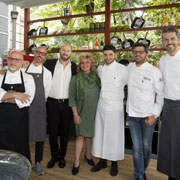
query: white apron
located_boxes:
[92,99,124,161]
[92,61,127,161]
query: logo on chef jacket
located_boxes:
[142,76,151,82]
[159,78,163,82]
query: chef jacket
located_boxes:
[25,63,52,99]
[98,61,127,111]
[160,49,180,100]
[126,62,164,117]
[0,69,35,108]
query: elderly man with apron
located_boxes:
[25,46,52,176]
[0,51,35,160]
[91,45,127,176]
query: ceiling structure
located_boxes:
[0,0,72,8]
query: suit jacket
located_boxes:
[44,59,77,76]
[44,59,76,137]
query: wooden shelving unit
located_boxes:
[24,1,180,54]
[111,25,180,33]
[48,49,103,53]
[29,12,105,24]
[28,30,105,39]
[111,3,180,14]
[48,48,165,54]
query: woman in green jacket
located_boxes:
[69,54,100,175]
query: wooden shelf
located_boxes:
[48,49,103,53]
[110,25,180,33]
[111,3,180,14]
[29,11,105,24]
[73,49,103,52]
[47,48,165,53]
[28,26,180,40]
[116,48,165,51]
[28,30,105,39]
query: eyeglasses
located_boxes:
[35,50,47,56]
[133,50,146,55]
[8,57,23,62]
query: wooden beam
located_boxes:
[24,8,30,54]
[105,0,111,45]
[29,12,105,24]
[29,30,105,39]
[110,25,180,32]
[111,3,180,14]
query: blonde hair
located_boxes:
[77,54,96,72]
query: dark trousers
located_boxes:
[35,141,44,163]
[29,141,44,163]
[47,98,73,159]
[169,177,178,180]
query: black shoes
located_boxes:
[168,177,178,180]
[47,157,59,168]
[47,157,66,168]
[110,161,118,176]
[72,165,80,175]
[91,160,107,172]
[84,155,95,166]
[59,158,66,168]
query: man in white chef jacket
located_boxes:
[157,27,180,180]
[127,43,164,180]
[91,45,127,176]
[0,50,35,160]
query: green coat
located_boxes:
[69,74,100,137]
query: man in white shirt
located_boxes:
[157,27,180,180]
[0,50,35,160]
[127,43,164,180]
[44,44,76,169]
[91,45,127,176]
[25,46,52,175]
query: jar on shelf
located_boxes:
[100,22,105,30]
[94,22,100,31]
[89,23,95,31]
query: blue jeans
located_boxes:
[128,116,156,180]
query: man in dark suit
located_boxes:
[44,44,76,169]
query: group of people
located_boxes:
[0,26,179,180]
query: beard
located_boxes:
[35,56,43,63]
[9,66,17,72]
[165,44,179,52]
[135,57,147,65]
[60,54,70,61]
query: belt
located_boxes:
[49,98,68,103]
